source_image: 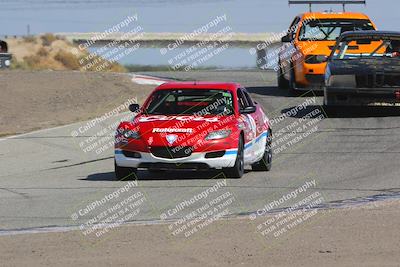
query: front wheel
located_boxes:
[252,135,272,171]
[323,90,338,116]
[115,161,137,181]
[324,90,343,107]
[288,66,299,96]
[223,137,244,179]
[277,61,289,89]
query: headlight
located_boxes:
[305,55,328,64]
[205,130,231,140]
[120,129,140,139]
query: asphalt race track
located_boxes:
[1,70,400,233]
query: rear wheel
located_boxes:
[114,161,137,181]
[252,134,272,171]
[223,137,244,179]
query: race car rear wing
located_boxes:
[288,0,366,12]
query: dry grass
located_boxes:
[55,51,80,70]
[23,54,62,70]
[9,34,126,72]
[23,55,42,69]
[22,36,37,43]
[78,54,127,72]
[37,47,49,57]
[10,60,29,70]
[109,63,127,72]
[41,33,58,46]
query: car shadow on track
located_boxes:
[82,172,116,181]
[247,86,324,97]
[282,105,400,118]
[247,86,290,97]
[83,170,250,181]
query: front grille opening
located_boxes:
[150,146,192,159]
[205,151,226,158]
[139,162,209,170]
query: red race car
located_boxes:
[114,82,272,179]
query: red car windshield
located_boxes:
[144,89,234,116]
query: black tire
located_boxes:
[252,134,272,171]
[323,90,338,117]
[223,137,245,179]
[288,65,299,96]
[114,160,137,181]
[323,89,334,106]
[277,61,289,89]
[323,89,330,110]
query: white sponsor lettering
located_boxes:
[139,115,219,123]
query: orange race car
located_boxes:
[277,0,377,93]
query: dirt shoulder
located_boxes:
[0,70,154,136]
[1,201,399,267]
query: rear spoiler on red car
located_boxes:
[288,0,366,12]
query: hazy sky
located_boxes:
[0,0,397,35]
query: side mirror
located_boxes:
[240,106,256,114]
[129,104,140,113]
[281,34,292,43]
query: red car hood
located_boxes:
[130,114,236,147]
